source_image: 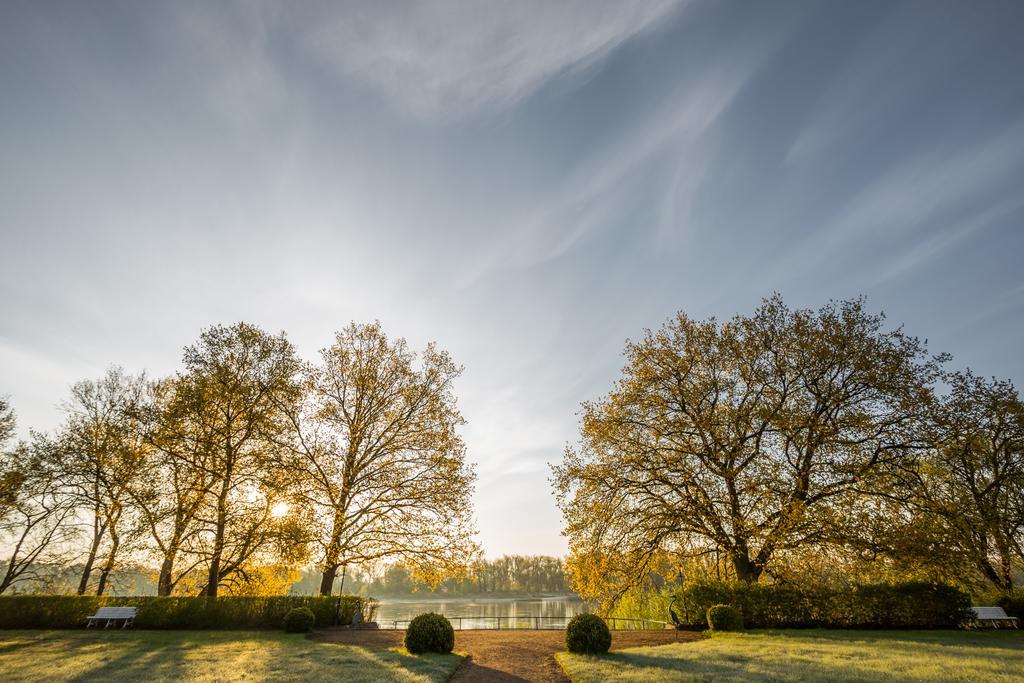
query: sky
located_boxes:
[2,0,1024,559]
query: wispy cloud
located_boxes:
[308,0,685,121]
[830,127,1024,241]
[870,199,1024,286]
[456,18,789,280]
[770,121,1024,284]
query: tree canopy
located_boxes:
[283,322,478,595]
[554,295,1022,604]
[0,321,479,597]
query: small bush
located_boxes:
[283,606,316,633]
[404,613,455,654]
[706,604,743,631]
[565,613,612,654]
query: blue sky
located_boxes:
[2,0,1023,557]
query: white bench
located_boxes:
[86,606,137,629]
[971,606,1018,629]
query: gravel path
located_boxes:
[315,628,701,682]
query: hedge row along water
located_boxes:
[0,595,368,629]
[675,581,973,629]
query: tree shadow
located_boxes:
[68,633,192,680]
[593,650,887,682]
[315,641,464,681]
[0,638,40,656]
[451,658,531,682]
[581,631,1024,683]
[754,629,1024,651]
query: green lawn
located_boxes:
[556,630,1024,682]
[0,630,463,682]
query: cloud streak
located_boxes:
[309,0,685,120]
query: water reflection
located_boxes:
[374,595,587,629]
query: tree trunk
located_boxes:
[976,549,1012,594]
[77,526,104,595]
[730,551,763,583]
[95,568,111,596]
[319,564,338,596]
[995,532,1015,595]
[158,555,175,596]
[0,558,15,594]
[318,508,347,596]
[206,450,233,598]
[96,530,120,596]
[206,513,225,597]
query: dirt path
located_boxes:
[316,629,701,682]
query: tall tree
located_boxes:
[0,411,76,594]
[53,368,148,595]
[902,371,1024,594]
[130,378,214,595]
[284,322,478,596]
[553,296,943,603]
[172,323,303,597]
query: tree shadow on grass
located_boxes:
[591,650,888,683]
[582,632,1024,683]
[313,642,463,682]
[450,659,530,682]
[0,637,41,656]
[752,629,1024,652]
[68,633,193,681]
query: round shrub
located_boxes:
[706,604,743,631]
[565,613,612,654]
[404,613,455,654]
[283,606,316,633]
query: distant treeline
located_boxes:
[296,556,573,596]
[2,555,573,598]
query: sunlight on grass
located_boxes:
[556,630,1024,682]
[0,631,463,683]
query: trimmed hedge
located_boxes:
[565,613,612,654]
[707,604,743,631]
[675,581,972,630]
[996,595,1024,621]
[0,595,368,629]
[404,613,455,654]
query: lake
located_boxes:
[373,594,587,630]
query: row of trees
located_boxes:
[0,322,478,597]
[348,555,571,595]
[554,295,1024,606]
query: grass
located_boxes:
[556,629,1024,682]
[0,630,463,682]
